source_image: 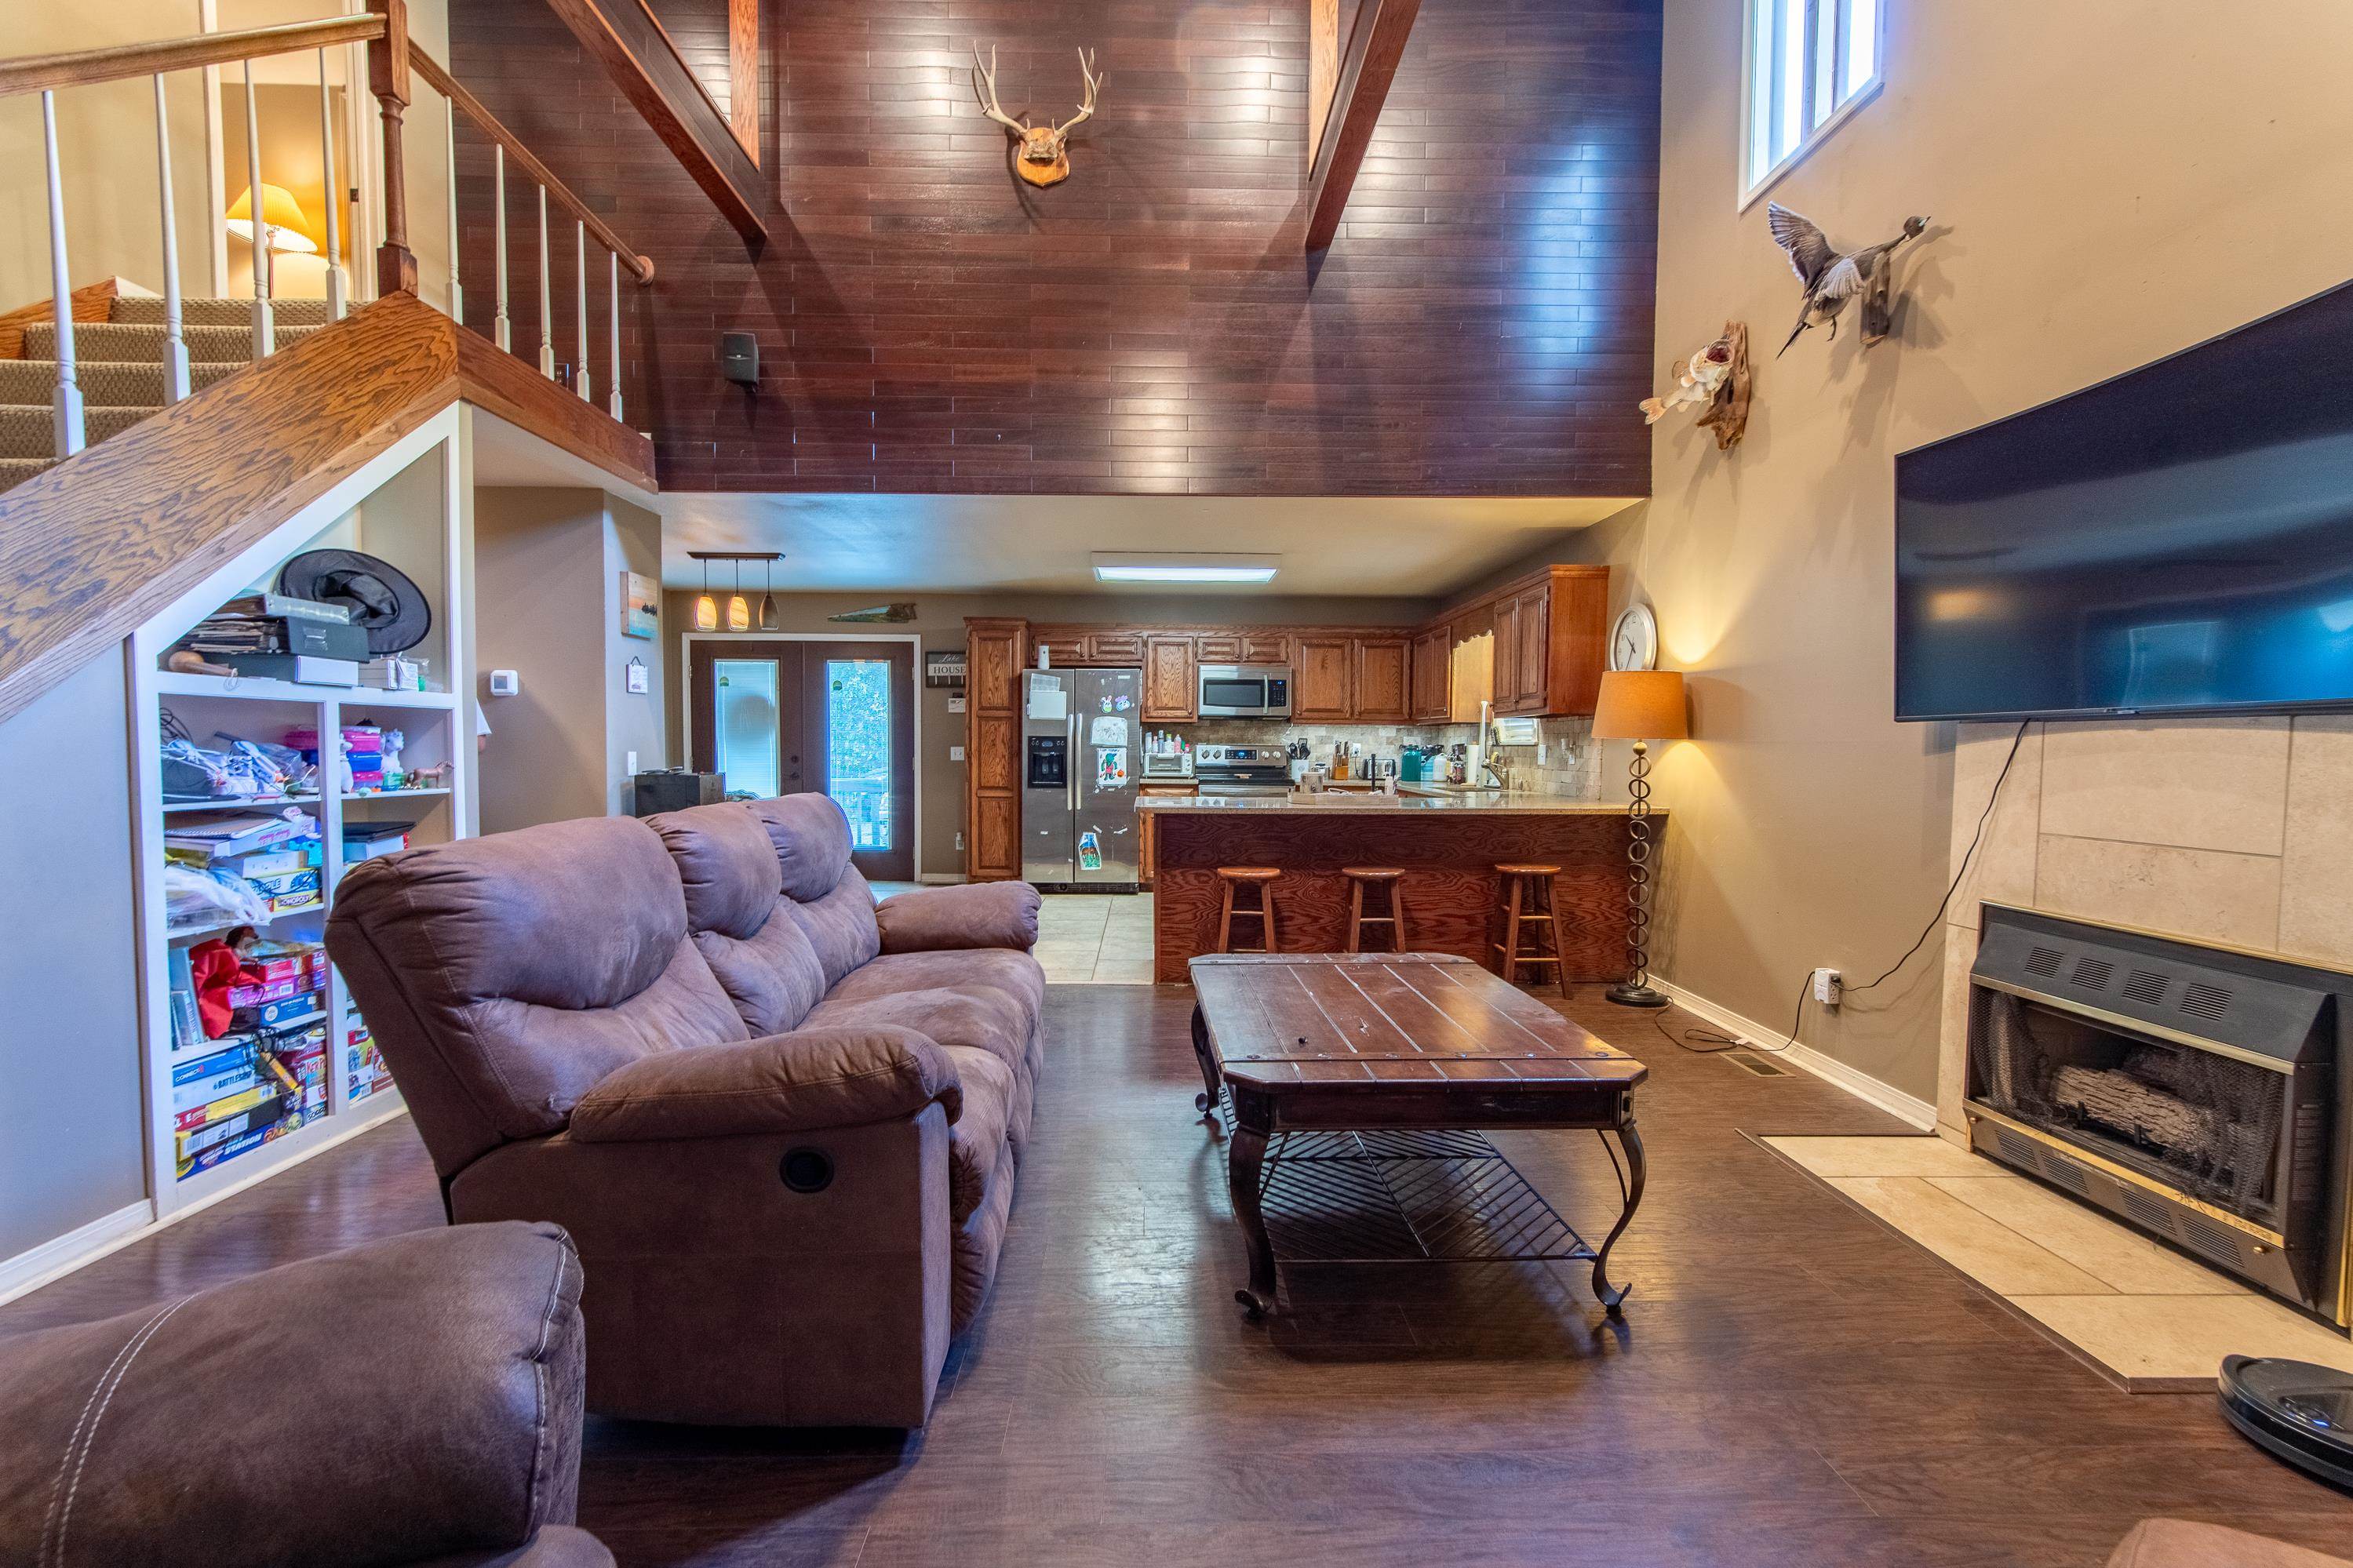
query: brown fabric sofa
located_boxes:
[327,794,1044,1428]
[0,1223,607,1567]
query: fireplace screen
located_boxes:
[1969,988,2293,1230]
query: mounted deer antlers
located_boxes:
[972,45,1102,187]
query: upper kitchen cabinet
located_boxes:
[1240,630,1292,665]
[1086,631,1146,664]
[1033,628,1089,668]
[1430,566,1611,719]
[1353,637,1411,723]
[1410,627,1451,722]
[1294,637,1354,720]
[1142,635,1198,722]
[1195,634,1242,664]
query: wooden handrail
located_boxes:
[410,45,655,284]
[0,15,385,99]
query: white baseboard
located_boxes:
[919,873,967,885]
[1650,976,1936,1130]
[0,1200,154,1308]
[0,1103,413,1312]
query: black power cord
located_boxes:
[1654,719,2031,1060]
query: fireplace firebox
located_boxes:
[1965,906,2351,1322]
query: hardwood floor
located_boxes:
[9,984,2351,1566]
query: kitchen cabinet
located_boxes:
[1352,637,1411,722]
[1240,630,1292,664]
[1506,584,1550,713]
[1033,629,1087,668]
[1195,634,1242,664]
[1491,595,1521,718]
[963,618,1028,882]
[1086,631,1144,664]
[1410,627,1450,722]
[1294,637,1353,720]
[1142,634,1197,722]
[1136,783,1198,883]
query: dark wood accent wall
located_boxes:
[446,0,1661,495]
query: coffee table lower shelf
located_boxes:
[1211,1084,1610,1271]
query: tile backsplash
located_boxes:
[1175,716,1602,799]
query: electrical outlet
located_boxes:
[949,744,966,762]
[955,831,964,851]
[625,751,639,775]
[1812,967,1843,1006]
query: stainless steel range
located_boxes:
[1193,744,1291,796]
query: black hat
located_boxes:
[277,550,432,655]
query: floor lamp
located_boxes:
[1592,670,1687,1008]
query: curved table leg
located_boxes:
[1227,1092,1278,1319]
[1591,1115,1645,1317]
[1189,1003,1221,1123]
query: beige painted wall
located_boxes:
[1587,0,2353,1106]
[662,591,1437,878]
[477,489,666,832]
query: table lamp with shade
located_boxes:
[225,184,319,254]
[1590,669,1688,1009]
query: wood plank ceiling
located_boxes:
[447,0,1662,496]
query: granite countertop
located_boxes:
[1137,788,1633,814]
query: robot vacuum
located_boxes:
[2220,1355,2353,1490]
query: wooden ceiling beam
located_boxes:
[1303,0,1421,252]
[541,0,767,246]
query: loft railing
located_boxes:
[0,2,653,461]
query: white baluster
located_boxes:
[39,91,84,459]
[536,185,553,377]
[574,220,590,402]
[242,62,274,358]
[444,96,461,320]
[607,249,622,421]
[317,48,345,321]
[493,144,510,351]
[152,75,189,403]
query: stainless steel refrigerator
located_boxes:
[1021,668,1141,886]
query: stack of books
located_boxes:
[177,592,366,686]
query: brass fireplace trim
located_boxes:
[1972,975,2297,1076]
[1965,1104,2289,1249]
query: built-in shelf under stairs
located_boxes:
[0,296,328,493]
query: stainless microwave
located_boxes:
[1198,664,1291,719]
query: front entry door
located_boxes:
[690,639,916,882]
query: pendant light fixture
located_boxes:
[757,556,781,631]
[693,556,718,631]
[726,559,751,632]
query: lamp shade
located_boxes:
[226,184,319,254]
[1591,670,1688,741]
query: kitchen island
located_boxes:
[1136,791,1655,986]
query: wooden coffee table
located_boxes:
[1189,952,1648,1319]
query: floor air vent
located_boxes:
[1720,1050,1790,1077]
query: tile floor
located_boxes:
[1765,1134,2353,1390]
[1034,891,1157,984]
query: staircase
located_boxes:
[0,295,329,493]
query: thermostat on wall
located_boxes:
[489,669,520,696]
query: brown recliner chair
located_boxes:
[0,1223,606,1567]
[326,795,1044,1428]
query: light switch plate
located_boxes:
[625,751,639,775]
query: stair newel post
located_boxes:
[241,61,274,357]
[443,94,461,320]
[38,90,84,458]
[574,220,590,402]
[536,184,553,378]
[366,0,418,299]
[151,74,191,404]
[607,248,622,421]
[316,47,346,321]
[492,144,510,351]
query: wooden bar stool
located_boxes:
[1492,862,1570,998]
[1215,867,1283,954]
[1342,867,1408,954]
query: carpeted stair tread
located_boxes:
[0,405,151,459]
[107,295,332,329]
[20,320,319,365]
[0,359,242,407]
[0,457,56,493]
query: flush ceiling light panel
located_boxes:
[1091,552,1281,584]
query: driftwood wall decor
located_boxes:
[1640,322,1750,451]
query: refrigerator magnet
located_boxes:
[1095,747,1129,788]
[1078,831,1103,871]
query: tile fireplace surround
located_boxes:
[1766,1136,2353,1391]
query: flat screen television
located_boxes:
[1894,279,2353,721]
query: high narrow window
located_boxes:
[1744,0,1882,202]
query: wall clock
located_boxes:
[1610,604,1659,671]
